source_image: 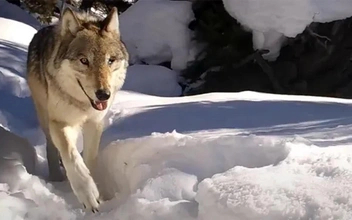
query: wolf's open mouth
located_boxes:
[91,100,108,111]
[76,79,108,111]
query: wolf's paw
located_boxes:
[66,160,101,212]
[72,175,101,213]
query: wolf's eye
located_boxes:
[80,58,89,66]
[108,58,116,66]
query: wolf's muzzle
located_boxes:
[76,79,108,111]
[95,89,110,101]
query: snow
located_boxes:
[197,143,352,220]
[122,64,182,97]
[0,126,36,187]
[223,0,352,60]
[0,1,41,30]
[0,18,38,47]
[119,0,197,71]
[1,2,352,220]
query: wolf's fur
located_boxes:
[26,7,128,212]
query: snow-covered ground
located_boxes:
[1,1,352,220]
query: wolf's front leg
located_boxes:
[82,120,103,173]
[49,120,100,212]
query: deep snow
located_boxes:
[1,1,352,220]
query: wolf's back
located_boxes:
[26,25,57,82]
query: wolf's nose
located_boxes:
[95,89,111,101]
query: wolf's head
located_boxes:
[55,7,129,111]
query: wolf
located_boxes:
[26,7,129,212]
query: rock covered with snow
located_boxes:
[222,0,352,60]
[119,0,197,71]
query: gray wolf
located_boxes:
[26,6,129,212]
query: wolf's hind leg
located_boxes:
[47,137,65,181]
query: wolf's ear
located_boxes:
[102,7,120,36]
[60,8,81,36]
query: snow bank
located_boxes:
[0,175,78,220]
[223,0,352,60]
[0,126,36,182]
[122,65,182,97]
[0,26,37,144]
[96,133,290,202]
[197,143,352,220]
[0,18,37,47]
[0,35,32,100]
[1,128,351,220]
[120,0,196,71]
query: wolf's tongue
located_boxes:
[95,101,108,111]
